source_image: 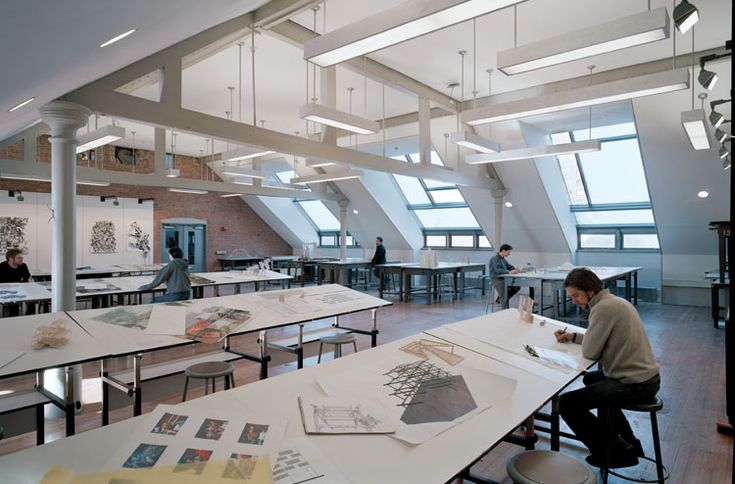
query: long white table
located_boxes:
[0,309,591,483]
[31,264,164,281]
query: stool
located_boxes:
[603,397,668,484]
[439,273,456,301]
[507,450,597,484]
[485,286,500,314]
[182,361,235,402]
[317,333,358,363]
[355,267,371,290]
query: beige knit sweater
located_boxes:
[573,289,659,384]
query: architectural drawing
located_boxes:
[190,275,216,285]
[272,448,324,484]
[0,216,29,253]
[127,221,151,256]
[184,306,251,340]
[313,403,381,432]
[383,360,452,408]
[90,220,117,253]
[0,283,30,301]
[91,306,153,329]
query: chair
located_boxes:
[507,450,597,484]
[602,397,668,484]
[317,333,358,363]
[182,361,235,402]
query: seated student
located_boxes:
[0,248,32,316]
[138,247,192,303]
[488,243,522,308]
[554,268,660,469]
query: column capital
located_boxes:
[39,101,91,132]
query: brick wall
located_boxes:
[0,137,292,270]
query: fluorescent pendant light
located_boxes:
[449,131,500,153]
[304,0,523,67]
[220,193,243,198]
[0,173,110,186]
[305,157,337,168]
[221,146,275,162]
[230,177,253,185]
[167,187,208,195]
[465,140,601,164]
[76,125,126,153]
[498,7,670,75]
[8,97,35,112]
[100,28,136,48]
[681,109,710,150]
[710,110,724,128]
[221,166,267,179]
[673,0,698,34]
[463,68,689,125]
[299,104,379,135]
[291,169,363,185]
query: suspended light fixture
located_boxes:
[719,145,730,159]
[221,146,275,162]
[698,66,718,90]
[304,0,524,67]
[681,109,710,150]
[221,166,267,179]
[305,157,337,168]
[220,193,244,198]
[710,109,724,128]
[164,168,180,178]
[167,187,208,195]
[462,68,689,125]
[449,131,500,153]
[291,169,363,185]
[673,0,699,34]
[723,156,732,170]
[498,7,670,75]
[76,124,125,153]
[299,103,379,135]
[465,140,601,164]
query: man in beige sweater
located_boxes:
[554,268,660,469]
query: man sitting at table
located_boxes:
[489,244,522,308]
[138,247,191,303]
[554,268,660,469]
[1,248,33,317]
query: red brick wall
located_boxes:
[1,137,292,271]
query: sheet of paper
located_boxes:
[298,396,395,434]
[0,349,25,369]
[273,437,348,484]
[145,305,187,336]
[531,346,583,371]
[0,283,29,301]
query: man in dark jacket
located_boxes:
[0,248,32,316]
[138,247,192,303]
[371,236,386,279]
[489,243,521,308]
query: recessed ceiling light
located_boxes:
[697,191,709,198]
[100,29,136,48]
[8,97,35,112]
[504,201,513,208]
[353,209,359,214]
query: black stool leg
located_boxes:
[230,373,236,388]
[211,378,216,394]
[225,374,231,391]
[204,378,210,395]
[182,376,190,402]
[650,411,665,484]
[318,343,323,363]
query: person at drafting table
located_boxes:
[488,243,522,308]
[138,247,191,303]
[0,248,33,317]
[371,236,386,279]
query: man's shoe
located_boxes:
[494,297,501,304]
[585,451,639,469]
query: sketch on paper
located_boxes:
[122,443,167,468]
[174,448,213,475]
[222,453,258,480]
[91,306,153,329]
[90,220,117,253]
[0,283,30,301]
[0,217,29,254]
[185,306,251,340]
[298,396,394,434]
[150,412,188,436]
[383,360,477,424]
[272,447,324,484]
[127,221,151,256]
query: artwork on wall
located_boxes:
[127,221,151,256]
[0,216,29,253]
[90,220,117,254]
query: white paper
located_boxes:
[273,437,349,484]
[0,349,25,369]
[145,305,187,336]
[0,283,29,301]
[531,346,583,371]
[298,396,395,434]
[78,282,109,290]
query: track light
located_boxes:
[724,156,732,170]
[673,0,698,34]
[719,145,730,159]
[698,67,718,91]
[137,197,154,204]
[710,110,725,128]
[100,195,119,206]
[9,190,23,202]
[715,128,729,144]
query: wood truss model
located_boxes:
[517,295,535,323]
[399,339,464,366]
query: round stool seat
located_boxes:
[185,361,234,379]
[621,396,663,413]
[320,333,357,345]
[507,450,597,484]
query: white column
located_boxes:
[338,200,348,261]
[492,189,506,249]
[40,101,91,312]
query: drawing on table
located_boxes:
[190,275,216,286]
[400,339,464,366]
[222,453,258,480]
[150,412,188,436]
[127,221,151,256]
[272,447,324,484]
[384,360,477,424]
[91,306,153,329]
[184,306,251,340]
[76,279,122,294]
[0,216,29,254]
[257,291,318,316]
[195,418,228,440]
[122,443,167,468]
[90,220,117,253]
[0,283,30,301]
[174,448,213,475]
[238,423,269,445]
[298,396,393,434]
[313,290,364,306]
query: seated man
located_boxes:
[489,244,521,308]
[138,247,192,303]
[0,248,32,316]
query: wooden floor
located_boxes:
[0,286,732,483]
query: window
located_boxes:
[318,232,360,248]
[297,200,340,231]
[478,235,492,248]
[580,233,616,249]
[320,235,336,246]
[450,235,475,248]
[623,233,660,249]
[423,231,493,249]
[426,234,447,247]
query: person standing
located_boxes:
[371,236,387,280]
[138,247,192,303]
[0,249,32,317]
[489,243,521,308]
[554,268,660,469]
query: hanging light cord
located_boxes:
[251,27,257,126]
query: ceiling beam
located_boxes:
[268,20,454,110]
[254,0,321,29]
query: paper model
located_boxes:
[517,295,534,323]
[32,318,71,349]
[400,339,464,366]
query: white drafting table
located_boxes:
[31,264,164,280]
[0,312,110,437]
[0,333,567,484]
[0,282,53,312]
